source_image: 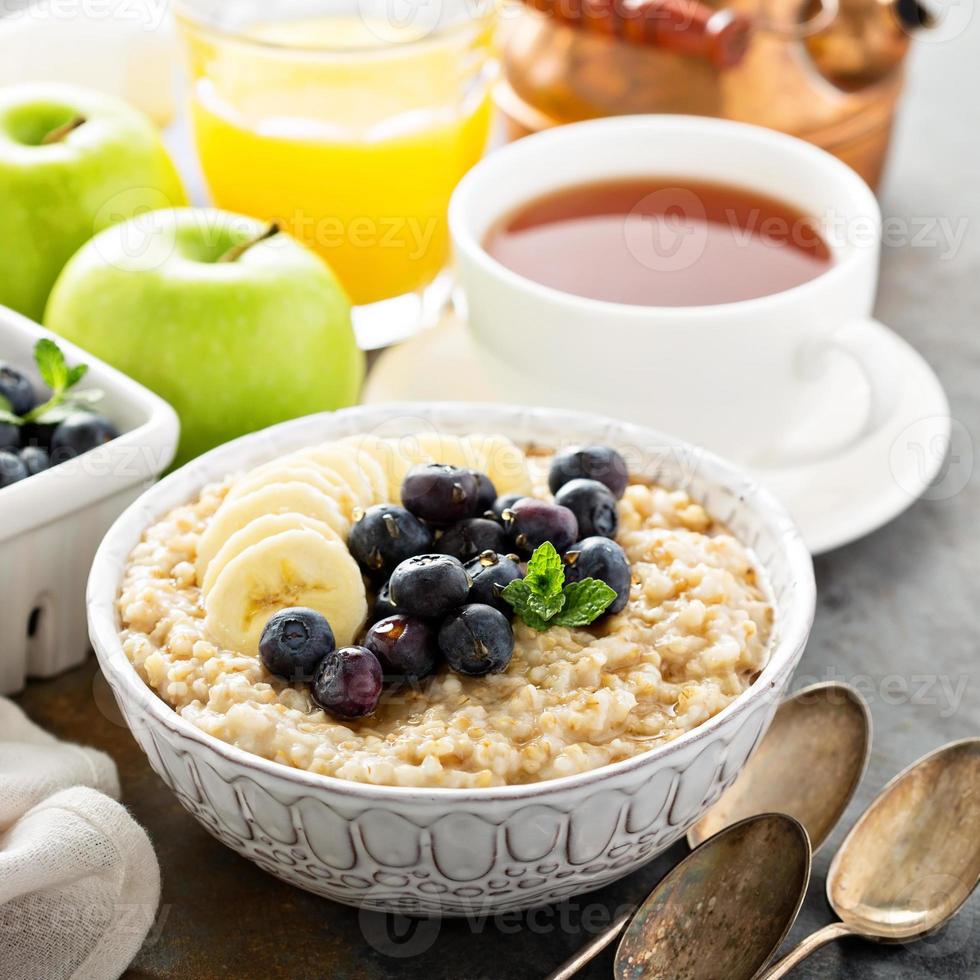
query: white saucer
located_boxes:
[364,315,951,554]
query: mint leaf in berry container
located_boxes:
[2,338,115,480]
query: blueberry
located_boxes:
[20,420,56,452]
[503,497,579,555]
[364,614,439,681]
[471,470,497,513]
[259,607,336,683]
[389,554,470,619]
[0,422,19,453]
[439,604,514,677]
[50,412,118,461]
[19,445,50,477]
[554,478,619,539]
[370,580,406,624]
[0,450,28,489]
[348,504,432,580]
[436,518,508,563]
[491,492,523,521]
[0,363,35,416]
[401,463,480,525]
[464,551,522,615]
[564,537,632,614]
[311,645,383,720]
[549,445,629,499]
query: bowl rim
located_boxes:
[87,402,815,803]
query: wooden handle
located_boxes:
[520,0,753,68]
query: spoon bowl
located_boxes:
[689,682,871,852]
[760,737,980,979]
[545,685,866,980]
[827,737,980,941]
[614,814,811,980]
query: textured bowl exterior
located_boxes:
[88,403,815,915]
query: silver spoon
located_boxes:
[759,737,980,978]
[612,814,811,980]
[689,682,872,851]
[545,683,869,980]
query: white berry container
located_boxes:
[88,403,814,915]
[1,305,179,694]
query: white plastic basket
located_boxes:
[0,305,179,694]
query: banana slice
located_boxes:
[396,432,472,469]
[228,453,360,521]
[386,432,532,496]
[340,431,533,499]
[204,528,367,655]
[196,483,349,581]
[465,434,533,496]
[333,440,388,503]
[341,433,414,501]
[200,512,342,596]
[290,445,375,516]
[224,464,346,508]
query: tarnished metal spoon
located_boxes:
[613,814,811,980]
[760,737,980,978]
[545,683,868,980]
[545,815,811,980]
[688,682,872,852]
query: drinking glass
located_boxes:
[174,0,497,347]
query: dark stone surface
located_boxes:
[11,10,980,980]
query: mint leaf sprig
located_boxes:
[501,542,617,632]
[0,398,19,425]
[0,338,102,427]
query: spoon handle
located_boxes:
[544,907,634,980]
[758,921,856,978]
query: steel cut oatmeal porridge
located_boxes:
[118,434,773,788]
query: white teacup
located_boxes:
[449,115,900,467]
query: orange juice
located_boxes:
[178,13,495,307]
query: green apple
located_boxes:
[0,82,186,321]
[45,207,364,465]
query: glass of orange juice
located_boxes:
[174,0,497,347]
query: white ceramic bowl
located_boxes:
[1,305,179,695]
[88,403,815,915]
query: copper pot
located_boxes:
[497,0,928,187]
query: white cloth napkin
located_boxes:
[0,698,160,980]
